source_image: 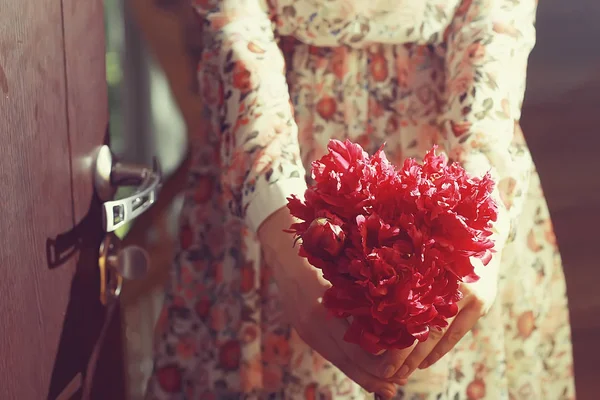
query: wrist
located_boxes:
[258,206,321,286]
[245,177,308,233]
[257,206,296,254]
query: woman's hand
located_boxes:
[258,207,405,399]
[391,257,500,380]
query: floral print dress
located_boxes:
[145,0,576,399]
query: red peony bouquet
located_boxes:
[286,139,498,354]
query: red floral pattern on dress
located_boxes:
[146,0,576,399]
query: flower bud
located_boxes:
[302,217,346,258]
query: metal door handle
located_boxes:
[93,145,162,232]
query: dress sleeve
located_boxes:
[194,0,307,233]
[440,0,538,251]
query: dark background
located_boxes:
[522,0,600,396]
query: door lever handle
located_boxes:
[93,145,163,232]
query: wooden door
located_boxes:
[0,1,125,399]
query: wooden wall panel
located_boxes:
[0,1,75,398]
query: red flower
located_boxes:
[450,120,472,137]
[232,61,252,92]
[466,378,486,399]
[304,383,333,400]
[331,47,349,80]
[194,296,211,320]
[239,261,255,293]
[370,53,389,82]
[299,217,346,259]
[286,140,498,353]
[316,96,337,120]
[218,340,241,371]
[155,364,182,393]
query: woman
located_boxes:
[146,0,576,398]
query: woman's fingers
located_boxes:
[391,286,489,378]
[281,262,398,396]
[392,322,449,379]
[419,302,483,369]
[330,338,398,398]
[295,304,397,398]
[331,319,417,380]
[377,343,417,379]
